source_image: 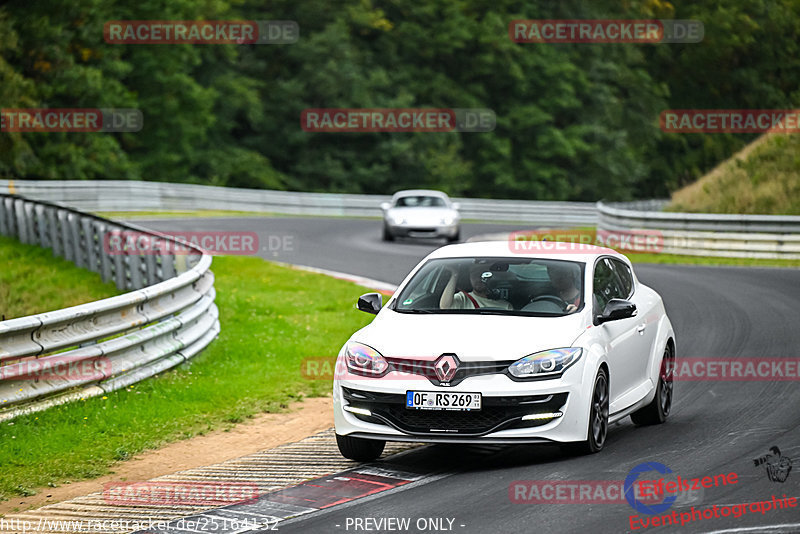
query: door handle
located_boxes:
[636,323,646,334]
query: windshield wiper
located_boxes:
[395,308,437,314]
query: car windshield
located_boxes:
[393,257,585,316]
[394,196,447,208]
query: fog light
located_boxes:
[344,406,372,417]
[521,411,563,421]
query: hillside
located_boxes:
[668,134,800,215]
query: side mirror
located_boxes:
[357,292,383,314]
[451,202,461,211]
[380,202,391,211]
[595,298,637,325]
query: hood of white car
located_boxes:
[351,310,587,361]
[386,207,458,225]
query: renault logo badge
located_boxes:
[434,354,458,382]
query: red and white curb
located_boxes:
[136,463,431,533]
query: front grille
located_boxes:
[377,405,513,434]
[343,387,568,436]
[384,357,516,386]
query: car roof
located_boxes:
[426,240,629,264]
[391,189,450,199]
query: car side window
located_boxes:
[608,258,634,298]
[593,259,624,313]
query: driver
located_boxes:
[440,263,512,310]
[546,263,581,314]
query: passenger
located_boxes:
[440,263,512,310]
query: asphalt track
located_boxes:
[137,216,800,534]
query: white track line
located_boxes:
[278,262,398,294]
[704,523,800,533]
[274,471,456,530]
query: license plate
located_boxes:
[406,391,481,411]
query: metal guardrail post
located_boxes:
[95,220,113,283]
[144,253,159,286]
[23,201,36,245]
[14,198,28,244]
[82,217,98,274]
[57,209,71,262]
[46,205,59,256]
[34,204,48,249]
[160,253,176,280]
[112,246,126,289]
[0,198,8,236]
[68,212,85,269]
[127,252,144,289]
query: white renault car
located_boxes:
[333,241,676,461]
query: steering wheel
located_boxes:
[529,295,568,311]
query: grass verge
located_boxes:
[0,255,377,502]
[0,236,120,320]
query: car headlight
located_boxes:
[345,342,389,377]
[390,215,406,225]
[508,348,582,379]
[440,216,455,225]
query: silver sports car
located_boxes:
[380,190,461,242]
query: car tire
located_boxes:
[382,226,395,242]
[447,231,460,243]
[631,344,674,426]
[562,367,609,455]
[336,433,386,462]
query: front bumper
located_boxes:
[333,363,592,444]
[343,386,568,437]
[385,222,459,238]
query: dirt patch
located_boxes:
[0,396,334,515]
